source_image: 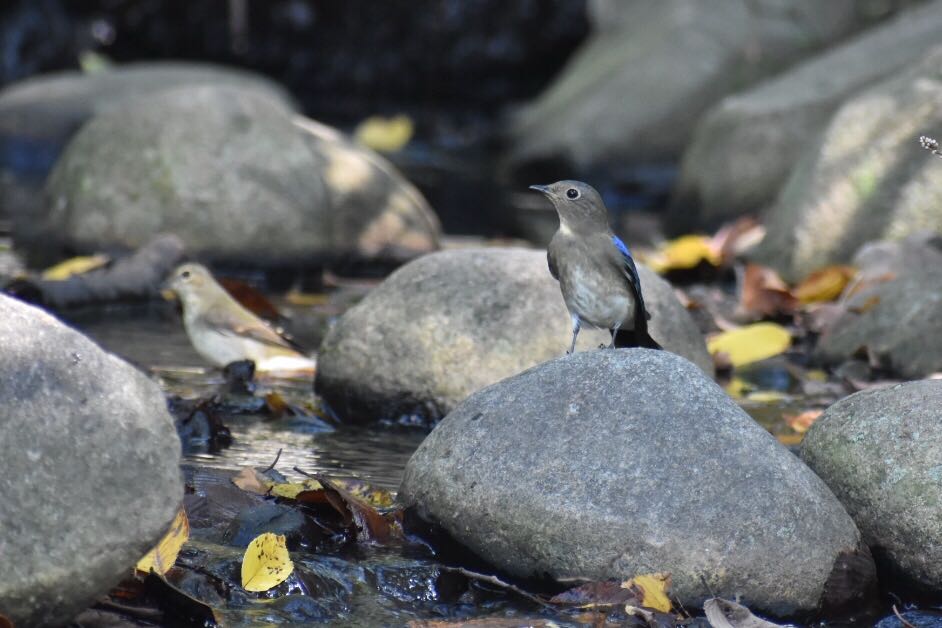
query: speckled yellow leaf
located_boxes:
[707,323,791,367]
[331,478,395,509]
[354,114,413,152]
[270,479,323,499]
[794,265,856,303]
[622,573,671,613]
[136,508,189,575]
[241,533,294,592]
[645,235,720,273]
[41,254,109,280]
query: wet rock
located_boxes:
[671,0,942,231]
[506,0,893,172]
[315,247,711,424]
[801,381,942,591]
[0,62,293,225]
[751,46,942,281]
[224,503,319,550]
[37,84,439,267]
[0,294,182,627]
[399,349,872,617]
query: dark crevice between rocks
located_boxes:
[816,544,881,623]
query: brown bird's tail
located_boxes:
[613,327,662,350]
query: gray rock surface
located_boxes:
[507,0,893,171]
[315,247,711,423]
[399,349,872,617]
[0,63,294,231]
[802,381,942,590]
[671,0,942,230]
[38,85,439,266]
[752,45,942,281]
[0,294,182,627]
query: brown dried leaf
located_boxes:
[783,410,823,434]
[737,264,797,319]
[231,467,271,495]
[550,579,637,607]
[711,216,765,263]
[703,597,784,628]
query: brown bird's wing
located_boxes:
[202,307,299,351]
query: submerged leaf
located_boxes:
[707,323,791,367]
[622,573,672,613]
[136,508,190,575]
[794,265,856,304]
[241,533,294,592]
[41,254,110,280]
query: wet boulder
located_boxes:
[35,84,439,267]
[0,294,182,626]
[802,381,942,591]
[399,349,873,617]
[751,45,942,281]
[314,247,711,424]
[671,0,942,231]
[507,0,891,172]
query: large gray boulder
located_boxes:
[37,85,439,267]
[399,350,873,617]
[752,46,942,281]
[0,294,182,626]
[802,381,942,591]
[506,0,893,171]
[315,247,711,424]
[671,0,942,231]
[0,63,294,228]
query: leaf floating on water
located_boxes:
[703,597,785,628]
[644,235,721,273]
[707,323,791,368]
[794,265,856,304]
[41,254,110,280]
[136,508,190,575]
[622,573,672,613]
[783,409,823,434]
[241,532,294,592]
[354,114,414,152]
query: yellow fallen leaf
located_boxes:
[241,533,294,592]
[622,573,671,613]
[136,508,189,575]
[794,265,856,303]
[354,114,413,152]
[644,235,720,273]
[41,254,109,280]
[285,289,330,306]
[725,377,752,399]
[330,478,395,509]
[746,390,786,403]
[707,323,791,367]
[270,479,323,499]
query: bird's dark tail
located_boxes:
[613,326,662,350]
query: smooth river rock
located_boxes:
[399,349,874,617]
[314,247,711,424]
[802,381,942,591]
[0,294,182,626]
[34,84,439,267]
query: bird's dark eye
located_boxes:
[566,188,580,200]
[181,270,191,279]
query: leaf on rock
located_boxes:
[707,323,791,368]
[783,409,823,434]
[737,264,796,319]
[622,573,672,613]
[794,266,856,304]
[645,235,721,273]
[136,508,190,575]
[318,477,400,543]
[40,254,110,280]
[241,532,294,592]
[710,217,765,261]
[550,579,635,607]
[703,597,785,628]
[232,467,272,495]
[354,114,414,152]
[270,479,323,499]
[330,478,396,509]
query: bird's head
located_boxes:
[165,263,216,311]
[529,180,608,233]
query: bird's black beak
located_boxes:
[529,184,551,195]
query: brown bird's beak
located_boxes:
[529,184,551,195]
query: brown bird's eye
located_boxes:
[566,188,579,199]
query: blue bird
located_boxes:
[530,180,661,354]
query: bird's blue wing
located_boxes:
[612,235,651,321]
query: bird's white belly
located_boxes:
[189,327,260,367]
[563,268,635,330]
